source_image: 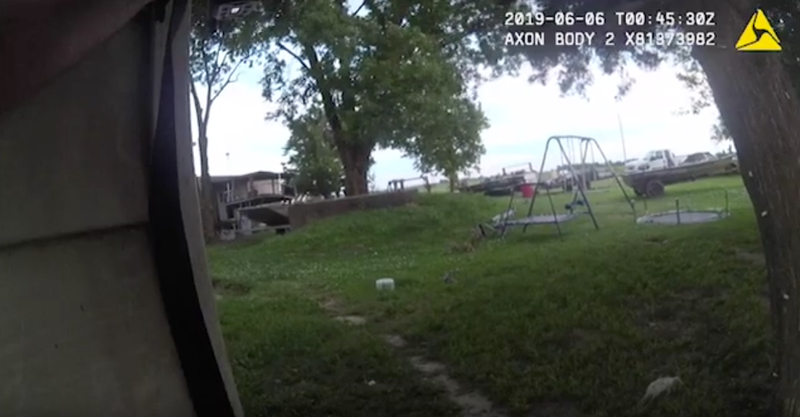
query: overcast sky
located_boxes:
[190,63,724,188]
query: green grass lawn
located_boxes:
[208,175,774,417]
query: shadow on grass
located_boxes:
[208,177,773,417]
[218,295,460,417]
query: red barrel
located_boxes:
[520,183,536,198]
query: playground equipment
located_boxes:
[388,176,431,192]
[485,136,635,237]
[635,189,731,225]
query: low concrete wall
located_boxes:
[288,190,417,229]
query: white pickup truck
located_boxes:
[625,149,681,172]
[622,150,734,197]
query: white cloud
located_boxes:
[192,63,724,188]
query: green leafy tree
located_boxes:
[189,0,261,240]
[499,0,800,414]
[283,107,344,198]
[411,96,488,192]
[257,0,518,195]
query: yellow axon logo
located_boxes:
[735,9,781,52]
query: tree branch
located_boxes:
[199,37,213,91]
[209,56,246,103]
[205,43,224,90]
[203,72,213,126]
[351,0,366,16]
[190,80,206,134]
[276,42,312,73]
[297,42,343,137]
[211,48,230,85]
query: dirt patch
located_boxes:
[318,297,345,313]
[320,297,367,325]
[211,277,252,297]
[384,335,508,417]
[334,315,367,326]
[643,235,669,244]
[410,356,447,374]
[416,362,502,417]
[384,334,408,348]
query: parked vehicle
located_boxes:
[682,152,718,165]
[625,149,680,172]
[623,154,738,197]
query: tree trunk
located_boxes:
[336,139,371,196]
[197,130,217,242]
[447,171,459,193]
[693,3,800,416]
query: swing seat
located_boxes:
[564,199,585,211]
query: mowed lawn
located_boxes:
[208,175,774,417]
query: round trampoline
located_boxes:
[502,213,578,226]
[636,210,728,225]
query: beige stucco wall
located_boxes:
[0,6,241,417]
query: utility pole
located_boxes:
[617,113,628,162]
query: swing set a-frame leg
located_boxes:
[522,135,637,236]
[524,136,563,236]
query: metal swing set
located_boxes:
[486,135,635,237]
